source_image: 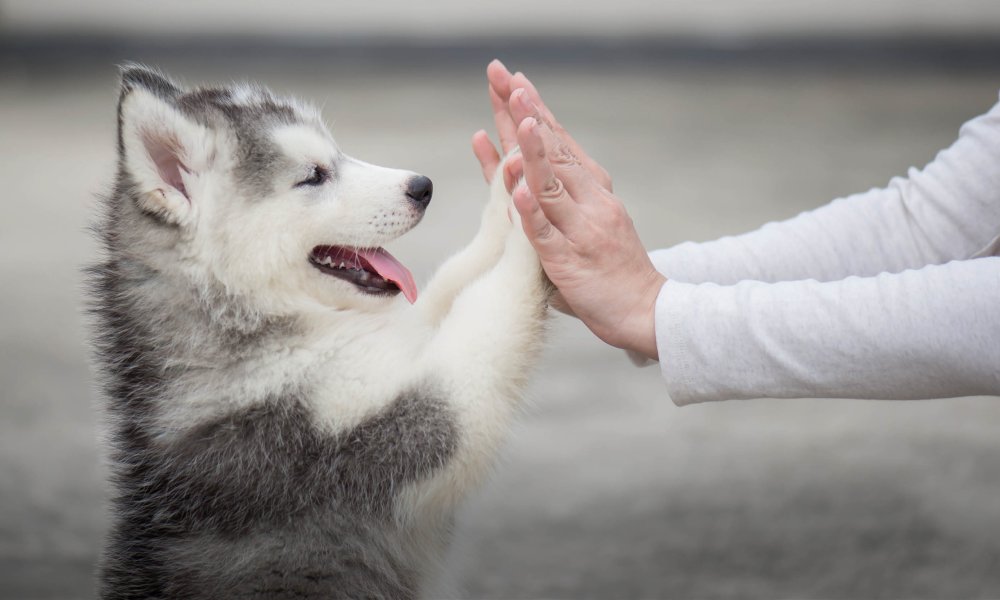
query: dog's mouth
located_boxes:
[309,245,418,303]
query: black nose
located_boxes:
[405,175,433,209]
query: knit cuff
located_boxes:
[655,280,706,406]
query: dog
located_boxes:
[88,65,551,599]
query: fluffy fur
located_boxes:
[88,65,551,599]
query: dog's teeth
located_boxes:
[321,256,333,266]
[339,261,346,268]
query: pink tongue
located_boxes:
[357,247,418,304]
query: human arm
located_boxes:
[656,258,1000,404]
[507,114,1000,402]
[474,63,1000,401]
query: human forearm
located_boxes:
[657,257,1000,405]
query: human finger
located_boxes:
[509,73,613,191]
[502,152,523,194]
[471,130,500,183]
[512,182,569,253]
[516,117,583,234]
[510,73,589,162]
[507,87,540,132]
[488,85,518,154]
[506,86,578,169]
[508,72,559,130]
[486,59,514,102]
[510,90,595,199]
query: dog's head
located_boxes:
[113,65,428,317]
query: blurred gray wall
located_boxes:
[4,0,1000,39]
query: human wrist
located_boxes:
[611,270,666,360]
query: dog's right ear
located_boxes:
[117,64,213,226]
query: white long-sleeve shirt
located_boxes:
[646,92,1000,406]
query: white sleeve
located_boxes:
[656,258,1000,405]
[649,94,1000,285]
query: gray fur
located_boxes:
[90,66,459,599]
[118,64,304,200]
[99,390,455,599]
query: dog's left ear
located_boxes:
[117,64,214,226]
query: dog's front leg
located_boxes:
[415,161,516,326]
[401,199,552,519]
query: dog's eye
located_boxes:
[296,166,328,188]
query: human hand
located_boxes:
[472,61,623,319]
[504,85,666,361]
[471,60,612,193]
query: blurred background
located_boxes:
[2,1,1000,598]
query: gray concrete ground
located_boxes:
[1,57,999,599]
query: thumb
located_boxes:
[503,153,524,193]
[471,130,501,183]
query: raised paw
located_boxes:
[480,150,521,232]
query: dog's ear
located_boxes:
[117,64,213,225]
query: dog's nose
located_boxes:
[406,175,433,209]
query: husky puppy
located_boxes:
[88,65,550,599]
